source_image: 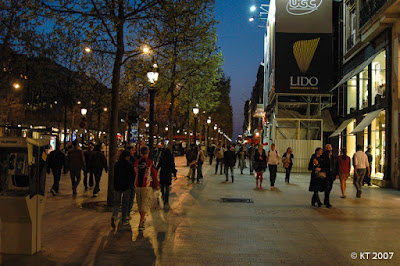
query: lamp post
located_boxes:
[147,64,158,159]
[207,117,211,149]
[193,106,199,146]
[80,108,87,142]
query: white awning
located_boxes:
[351,109,384,134]
[329,119,355,138]
[331,51,383,92]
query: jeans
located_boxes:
[225,166,234,181]
[249,159,254,174]
[285,168,292,183]
[268,165,278,186]
[354,169,366,194]
[83,170,94,189]
[51,167,62,193]
[128,186,135,213]
[70,170,81,190]
[215,158,223,174]
[240,159,245,173]
[160,184,170,203]
[113,189,131,222]
[324,176,334,205]
[191,167,198,182]
[197,163,203,179]
[93,170,103,194]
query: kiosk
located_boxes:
[0,136,49,255]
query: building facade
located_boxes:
[331,0,400,189]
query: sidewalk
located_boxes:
[1,157,400,265]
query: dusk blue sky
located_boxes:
[215,0,267,140]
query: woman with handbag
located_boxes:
[254,144,267,188]
[308,147,325,207]
[282,147,294,183]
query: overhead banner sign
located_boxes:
[274,0,332,93]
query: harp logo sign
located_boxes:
[286,0,323,16]
[290,38,320,89]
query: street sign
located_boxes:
[130,123,138,143]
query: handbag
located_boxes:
[316,170,327,179]
[189,161,197,169]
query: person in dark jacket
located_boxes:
[90,144,108,197]
[190,146,199,183]
[321,144,339,208]
[66,140,86,195]
[156,148,176,206]
[254,144,267,188]
[47,144,66,196]
[208,145,215,165]
[282,147,294,183]
[363,146,373,186]
[83,145,94,190]
[111,150,134,228]
[247,143,256,175]
[224,145,236,182]
[126,146,137,219]
[308,147,325,207]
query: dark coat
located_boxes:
[282,152,294,169]
[47,150,66,171]
[157,150,176,185]
[223,150,236,167]
[308,154,325,192]
[89,151,108,173]
[322,151,339,181]
[114,159,134,191]
[254,149,267,172]
[67,147,85,171]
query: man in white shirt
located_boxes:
[353,145,370,198]
[267,143,280,189]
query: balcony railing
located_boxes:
[360,0,389,28]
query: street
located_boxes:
[1,156,400,265]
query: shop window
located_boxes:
[371,50,386,105]
[370,110,386,179]
[347,76,357,114]
[359,66,369,109]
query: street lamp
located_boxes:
[250,5,256,12]
[207,117,211,149]
[13,83,20,89]
[81,108,87,116]
[147,63,158,159]
[193,105,199,145]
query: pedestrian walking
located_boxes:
[126,146,137,219]
[214,143,224,174]
[90,144,108,197]
[267,144,280,189]
[224,145,236,182]
[282,147,294,183]
[247,143,256,175]
[338,148,351,198]
[308,147,324,207]
[196,146,205,181]
[353,145,370,198]
[66,140,85,195]
[363,145,373,186]
[47,143,65,196]
[134,146,160,231]
[111,150,134,228]
[83,145,94,190]
[208,144,215,165]
[157,148,176,206]
[189,145,199,183]
[254,144,267,188]
[238,146,246,174]
[321,144,339,208]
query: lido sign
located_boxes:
[286,0,323,16]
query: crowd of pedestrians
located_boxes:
[46,138,373,230]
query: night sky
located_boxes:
[215,0,267,140]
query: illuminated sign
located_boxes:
[286,0,323,16]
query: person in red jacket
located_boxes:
[134,146,160,231]
[338,148,351,198]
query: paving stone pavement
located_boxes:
[1,156,400,265]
